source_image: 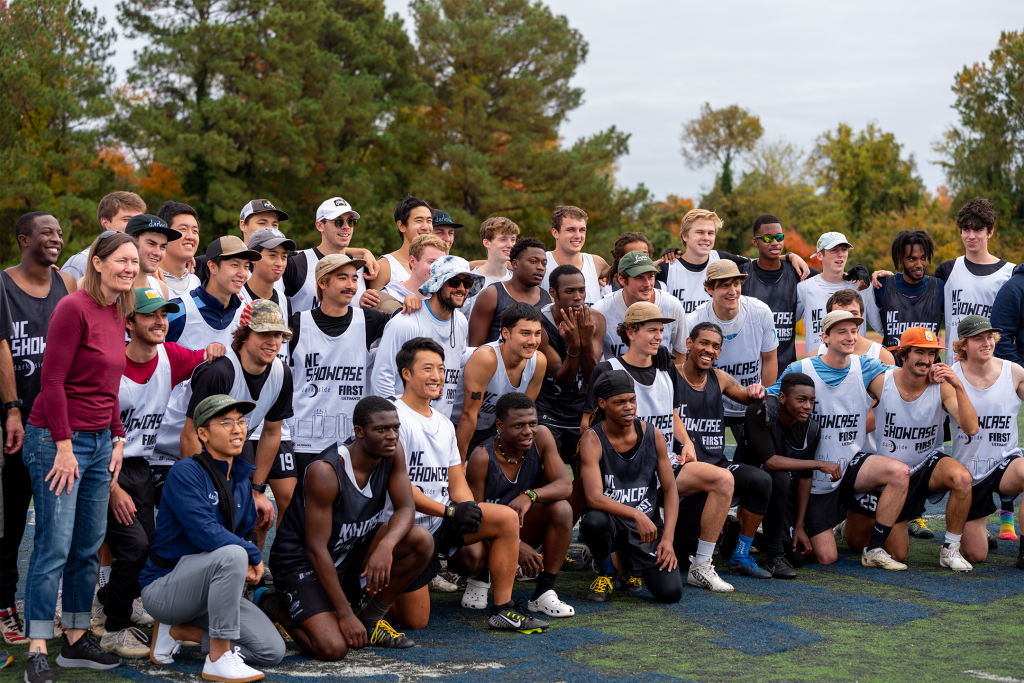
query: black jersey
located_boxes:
[270,444,390,584]
[592,419,662,546]
[535,305,585,428]
[741,261,800,370]
[679,369,727,466]
[482,438,544,505]
[485,282,552,343]
[880,276,942,357]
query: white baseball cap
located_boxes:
[316,197,360,222]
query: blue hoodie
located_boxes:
[990,263,1024,368]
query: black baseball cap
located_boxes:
[125,214,182,241]
[433,210,463,229]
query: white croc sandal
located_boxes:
[461,579,491,610]
[528,590,576,617]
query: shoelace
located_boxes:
[2,612,24,633]
[370,620,405,644]
[26,648,49,675]
[222,647,249,671]
[112,627,149,647]
[626,576,642,588]
[75,634,108,657]
[590,576,614,593]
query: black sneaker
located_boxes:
[619,570,642,592]
[587,575,614,603]
[488,602,549,634]
[55,633,121,670]
[560,555,585,572]
[367,620,415,648]
[25,648,55,683]
[764,555,798,579]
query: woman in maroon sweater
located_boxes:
[23,231,138,678]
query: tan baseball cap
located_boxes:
[624,301,675,325]
[705,260,748,283]
[822,309,864,334]
[315,253,367,283]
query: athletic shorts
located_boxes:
[405,518,468,593]
[277,525,380,625]
[968,455,1022,521]
[796,487,846,538]
[842,451,947,523]
[150,464,172,508]
[544,424,582,465]
[269,445,319,481]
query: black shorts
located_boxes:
[405,518,468,593]
[150,464,172,508]
[797,487,846,538]
[544,424,582,465]
[968,455,1022,521]
[278,524,380,625]
[843,451,947,523]
[269,444,319,481]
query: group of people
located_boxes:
[1,189,1023,683]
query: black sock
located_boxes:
[1003,498,1015,513]
[531,572,557,600]
[868,522,893,551]
[490,599,514,615]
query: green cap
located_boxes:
[618,250,659,277]
[957,315,1001,339]
[193,395,255,432]
[133,287,180,314]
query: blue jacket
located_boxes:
[165,285,242,344]
[991,264,1024,368]
[139,455,260,588]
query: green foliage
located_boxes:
[680,103,763,196]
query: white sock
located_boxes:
[98,566,112,587]
[944,531,962,547]
[695,540,716,567]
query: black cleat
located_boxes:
[367,620,415,648]
[587,575,614,603]
[764,555,798,579]
[488,602,549,634]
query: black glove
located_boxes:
[844,264,870,287]
[653,346,675,373]
[444,500,482,535]
[662,247,682,259]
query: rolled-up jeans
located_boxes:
[23,425,111,639]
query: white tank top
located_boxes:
[289,249,366,313]
[801,355,872,494]
[177,292,243,350]
[952,360,1022,482]
[944,256,1015,357]
[608,357,675,447]
[165,272,201,301]
[289,309,367,453]
[225,349,285,441]
[665,251,720,314]
[146,275,164,292]
[874,369,945,473]
[592,289,678,361]
[382,253,410,288]
[540,252,601,305]
[473,342,538,431]
[816,340,883,359]
[119,345,173,460]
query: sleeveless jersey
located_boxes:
[801,356,872,494]
[741,261,800,370]
[608,357,675,448]
[165,272,201,301]
[874,369,944,473]
[473,342,538,431]
[591,420,662,544]
[592,289,680,360]
[797,276,872,345]
[382,253,411,289]
[289,309,367,453]
[665,251,720,314]
[535,304,585,428]
[239,282,292,444]
[540,252,601,305]
[0,270,68,418]
[289,249,366,313]
[952,360,1022,482]
[119,344,173,460]
[482,438,543,505]
[816,340,882,359]
[484,283,552,343]
[463,267,512,321]
[270,445,391,583]
[224,349,285,441]
[944,257,1015,357]
[880,277,942,352]
[678,369,726,466]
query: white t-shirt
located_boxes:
[61,246,92,280]
[796,275,881,346]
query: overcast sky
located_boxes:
[94,0,1024,201]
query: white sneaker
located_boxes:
[428,574,458,593]
[939,542,973,572]
[201,647,264,682]
[461,578,490,610]
[91,594,106,637]
[861,547,907,571]
[148,622,181,666]
[687,556,734,592]
[527,589,575,618]
[130,598,154,627]
[100,627,150,658]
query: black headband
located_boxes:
[594,370,635,400]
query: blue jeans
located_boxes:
[23,425,111,639]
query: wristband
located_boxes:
[566,349,581,358]
[3,400,22,411]
[522,489,538,503]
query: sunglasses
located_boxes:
[446,276,475,290]
[329,218,358,228]
[754,233,785,244]
[97,230,119,243]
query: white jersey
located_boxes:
[797,275,881,345]
[289,309,367,453]
[688,296,778,417]
[944,257,1015,357]
[387,398,461,533]
[382,253,411,288]
[119,345,173,461]
[239,283,292,441]
[802,355,872,494]
[816,340,883,359]
[608,357,675,447]
[539,252,601,305]
[289,249,366,313]
[592,289,688,361]
[463,267,512,321]
[473,342,538,431]
[874,370,945,473]
[369,304,468,420]
[665,251,719,314]
[952,360,1022,482]
[383,280,428,304]
[61,246,91,280]
[224,349,285,440]
[164,271,201,301]
[146,275,164,293]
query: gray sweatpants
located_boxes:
[140,545,285,666]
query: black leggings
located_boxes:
[727,463,772,516]
[580,510,682,603]
[758,469,793,558]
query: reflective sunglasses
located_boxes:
[754,233,785,244]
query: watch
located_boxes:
[252,483,268,494]
[3,400,22,411]
[112,436,126,444]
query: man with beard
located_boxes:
[468,238,551,346]
[538,206,611,306]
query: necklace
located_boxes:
[684,369,708,390]
[495,437,524,465]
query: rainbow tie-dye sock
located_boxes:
[1000,511,1018,540]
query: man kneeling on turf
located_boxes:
[466,393,575,617]
[262,396,433,660]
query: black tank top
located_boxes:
[592,419,662,535]
[270,444,390,584]
[881,276,942,360]
[741,261,799,370]
[483,437,544,504]
[1,270,68,422]
[679,369,727,466]
[486,282,552,343]
[535,306,585,428]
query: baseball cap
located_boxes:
[193,394,255,432]
[206,235,262,262]
[316,197,360,222]
[705,260,748,283]
[618,250,659,277]
[957,315,1001,339]
[240,199,288,222]
[133,287,180,314]
[624,301,674,325]
[315,253,367,283]
[822,310,864,334]
[125,214,182,241]
[889,326,942,351]
[239,299,292,337]
[816,232,853,252]
[419,255,485,298]
[247,228,296,252]
[432,210,463,229]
